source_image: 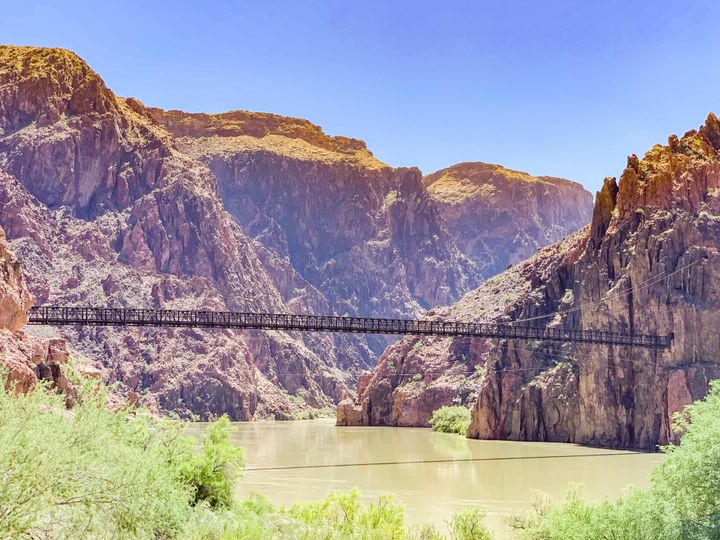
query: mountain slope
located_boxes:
[0,45,367,419]
[149,108,481,353]
[339,115,720,450]
[0,45,482,417]
[424,162,593,278]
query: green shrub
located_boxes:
[431,406,471,436]
[289,489,406,538]
[293,406,335,420]
[0,374,242,538]
[184,489,490,540]
[180,415,245,509]
[447,508,492,540]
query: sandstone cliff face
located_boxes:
[424,163,593,278]
[149,109,481,354]
[0,226,32,331]
[0,224,74,399]
[340,115,720,450]
[0,46,369,419]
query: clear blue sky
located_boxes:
[5,0,720,194]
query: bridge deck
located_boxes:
[26,306,672,349]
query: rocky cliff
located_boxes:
[0,46,371,419]
[424,162,593,278]
[0,45,481,419]
[339,114,720,450]
[149,108,481,353]
[0,224,75,399]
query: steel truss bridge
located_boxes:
[27,306,672,349]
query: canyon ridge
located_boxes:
[0,45,591,420]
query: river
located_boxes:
[185,419,662,537]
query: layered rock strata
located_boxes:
[0,46,362,419]
[0,45,479,418]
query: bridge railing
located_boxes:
[26,306,672,349]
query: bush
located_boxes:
[180,415,245,509]
[185,489,493,540]
[431,406,472,436]
[0,374,242,538]
[447,508,492,540]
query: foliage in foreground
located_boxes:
[6,370,720,540]
[0,373,491,539]
[183,490,492,540]
[511,380,720,539]
[0,374,244,539]
[431,406,472,436]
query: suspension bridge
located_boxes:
[27,306,672,349]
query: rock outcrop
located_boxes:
[0,227,32,331]
[424,163,593,278]
[0,225,74,399]
[340,115,720,450]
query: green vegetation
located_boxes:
[293,406,335,420]
[431,406,472,436]
[0,372,490,539]
[289,393,306,406]
[4,366,720,540]
[510,380,720,539]
[0,375,242,538]
[448,509,492,540]
[180,416,244,509]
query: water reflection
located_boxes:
[430,431,473,460]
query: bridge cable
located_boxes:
[244,451,653,472]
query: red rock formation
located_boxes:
[0,225,74,399]
[1,46,479,419]
[0,45,602,423]
[149,108,481,354]
[0,46,364,419]
[341,115,720,450]
[0,227,32,331]
[424,163,593,278]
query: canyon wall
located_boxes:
[149,109,481,352]
[424,162,593,278]
[0,45,605,422]
[339,115,720,450]
[0,46,364,419]
[0,224,74,399]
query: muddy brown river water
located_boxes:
[185,418,662,537]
